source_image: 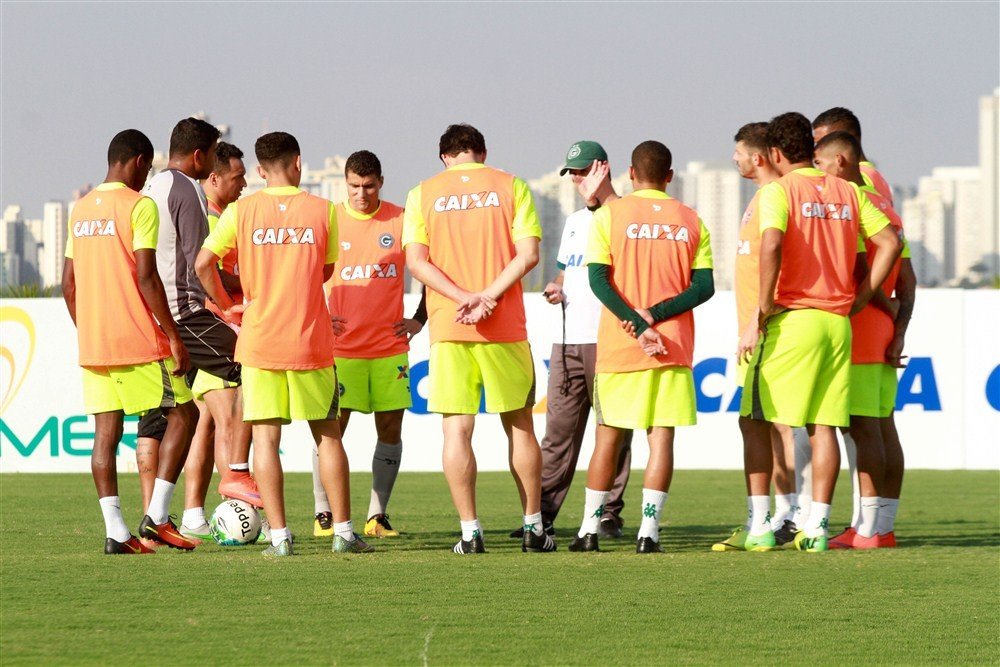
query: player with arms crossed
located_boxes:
[63,129,198,554]
[403,123,553,554]
[197,131,371,556]
[571,140,714,554]
[813,131,914,548]
[733,112,901,552]
[310,150,427,539]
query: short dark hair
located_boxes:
[734,122,769,154]
[168,117,220,157]
[345,150,382,179]
[107,129,154,165]
[815,130,862,160]
[765,112,815,164]
[439,124,486,157]
[254,132,300,168]
[212,142,244,175]
[631,140,673,182]
[812,107,862,140]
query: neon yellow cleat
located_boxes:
[712,526,748,551]
[364,514,399,538]
[314,511,333,538]
[793,530,829,552]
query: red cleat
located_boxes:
[104,535,156,555]
[828,527,857,549]
[878,531,897,548]
[138,515,198,550]
[218,470,263,508]
[850,532,881,549]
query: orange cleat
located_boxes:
[828,527,857,549]
[218,470,263,508]
[138,515,198,550]
[878,531,897,548]
[850,532,881,550]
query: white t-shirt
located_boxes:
[555,208,603,344]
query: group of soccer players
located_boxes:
[65,107,912,556]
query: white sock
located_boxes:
[748,495,772,536]
[877,498,899,535]
[857,496,880,538]
[228,462,249,472]
[579,488,610,537]
[271,526,291,546]
[744,496,753,530]
[637,488,668,542]
[793,427,812,524]
[843,433,861,528]
[523,511,544,536]
[182,507,206,528]
[460,519,482,542]
[99,496,131,542]
[369,440,401,519]
[333,520,354,541]
[147,478,175,524]
[311,445,331,514]
[772,493,795,529]
[804,501,831,538]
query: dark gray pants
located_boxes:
[540,343,632,527]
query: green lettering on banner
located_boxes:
[0,417,59,457]
[61,415,93,456]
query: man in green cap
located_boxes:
[511,140,633,539]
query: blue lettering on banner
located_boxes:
[896,357,941,411]
[693,357,728,412]
[985,365,1000,411]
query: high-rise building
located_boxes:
[977,89,999,283]
[525,169,582,287]
[242,156,348,203]
[1,205,24,287]
[40,201,67,288]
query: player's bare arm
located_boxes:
[543,270,565,304]
[195,247,243,326]
[851,226,903,315]
[137,248,190,375]
[886,258,916,367]
[758,227,784,324]
[62,258,77,325]
[461,236,538,323]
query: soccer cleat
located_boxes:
[793,531,828,552]
[453,533,486,554]
[598,517,624,539]
[262,539,294,557]
[828,527,857,550]
[138,515,198,550]
[138,537,160,552]
[257,511,272,544]
[568,533,599,552]
[333,533,375,553]
[180,521,212,541]
[313,511,333,537]
[364,514,399,538]
[711,527,748,551]
[104,535,155,555]
[522,528,557,552]
[636,537,663,554]
[509,520,555,538]
[773,520,798,547]
[217,471,263,509]
[850,532,882,550]
[878,531,897,548]
[744,530,777,552]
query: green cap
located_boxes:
[559,140,608,176]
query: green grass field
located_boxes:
[2,470,998,665]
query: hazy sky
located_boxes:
[2,2,998,217]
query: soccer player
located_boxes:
[734,112,901,552]
[570,140,714,554]
[813,107,893,203]
[403,123,553,554]
[713,122,801,551]
[62,129,198,554]
[310,150,427,539]
[196,131,370,556]
[140,118,261,516]
[813,131,914,549]
[509,140,632,540]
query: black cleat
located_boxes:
[509,520,555,538]
[104,535,155,555]
[522,529,557,552]
[774,519,798,547]
[636,537,663,554]
[453,534,486,554]
[598,517,624,539]
[568,533,600,552]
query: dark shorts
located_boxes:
[137,310,241,440]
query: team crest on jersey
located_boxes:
[341,241,351,251]
[652,204,662,212]
[379,233,394,248]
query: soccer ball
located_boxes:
[210,499,262,546]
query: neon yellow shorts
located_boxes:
[741,309,851,428]
[82,358,193,416]
[191,370,239,401]
[428,341,535,414]
[736,357,750,387]
[594,366,696,429]
[850,363,898,418]
[242,365,338,424]
[334,353,412,413]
